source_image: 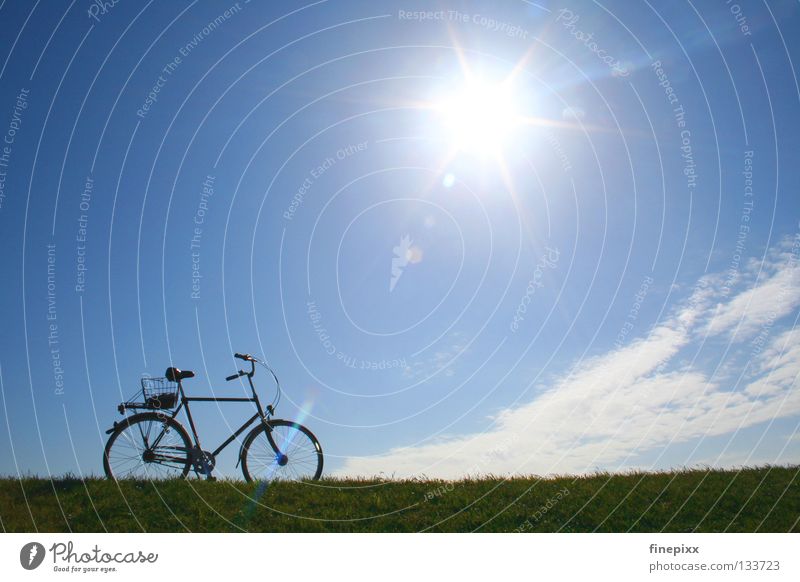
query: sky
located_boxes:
[0,0,798,479]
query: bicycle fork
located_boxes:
[235,415,273,469]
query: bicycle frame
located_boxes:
[163,365,272,460]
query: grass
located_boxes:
[1,466,798,532]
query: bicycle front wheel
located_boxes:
[241,420,323,482]
[103,412,192,480]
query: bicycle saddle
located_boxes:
[165,367,195,381]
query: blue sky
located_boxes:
[0,0,798,479]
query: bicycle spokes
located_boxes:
[105,416,192,480]
[243,421,322,481]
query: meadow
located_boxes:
[1,466,797,533]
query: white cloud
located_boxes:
[337,238,800,478]
[401,331,468,381]
[705,239,800,339]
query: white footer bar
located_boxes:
[1,533,796,581]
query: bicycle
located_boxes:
[103,353,323,481]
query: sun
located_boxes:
[436,78,520,155]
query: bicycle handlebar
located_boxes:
[227,352,257,382]
[228,351,281,412]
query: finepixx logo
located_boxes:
[20,542,46,570]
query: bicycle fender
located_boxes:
[105,412,171,435]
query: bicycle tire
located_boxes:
[241,419,323,482]
[103,412,192,480]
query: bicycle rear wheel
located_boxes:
[241,419,323,481]
[104,412,192,479]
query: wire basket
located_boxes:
[140,377,179,409]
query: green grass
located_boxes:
[1,466,798,532]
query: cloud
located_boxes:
[337,237,800,478]
[704,240,800,340]
[401,331,468,381]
